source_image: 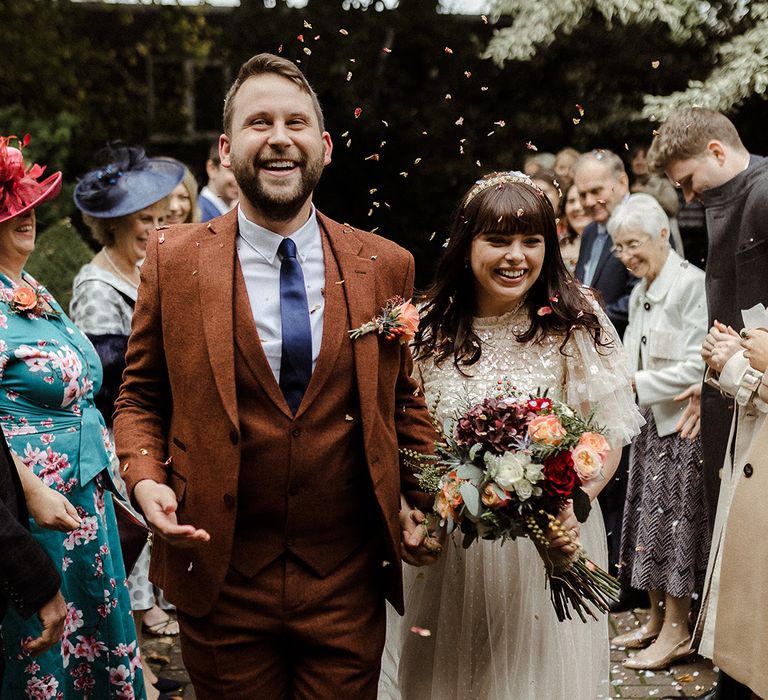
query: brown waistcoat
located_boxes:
[231,250,380,578]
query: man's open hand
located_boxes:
[134,479,210,547]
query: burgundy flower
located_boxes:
[454,397,532,455]
[543,451,580,497]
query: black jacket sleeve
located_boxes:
[0,436,61,619]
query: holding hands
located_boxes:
[701,320,741,373]
[741,327,768,372]
[399,494,444,566]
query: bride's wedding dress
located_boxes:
[379,303,642,700]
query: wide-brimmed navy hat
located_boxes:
[74,144,184,218]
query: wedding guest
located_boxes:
[198,141,238,221]
[380,171,642,700]
[713,326,768,700]
[165,161,200,225]
[72,145,185,700]
[0,430,67,684]
[0,135,144,698]
[573,149,641,611]
[606,194,710,670]
[649,107,768,700]
[113,53,438,699]
[554,146,580,188]
[523,151,556,177]
[557,183,590,275]
[530,168,560,210]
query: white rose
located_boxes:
[524,460,544,484]
[513,478,534,501]
[485,451,528,490]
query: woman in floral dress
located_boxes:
[0,136,144,699]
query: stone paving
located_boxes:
[143,609,718,699]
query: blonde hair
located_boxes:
[179,165,200,223]
[647,107,745,173]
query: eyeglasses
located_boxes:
[610,236,651,256]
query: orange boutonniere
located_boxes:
[349,296,419,344]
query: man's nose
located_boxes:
[268,123,292,146]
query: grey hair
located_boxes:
[573,149,626,180]
[607,193,670,240]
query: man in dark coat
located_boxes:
[0,433,66,682]
[648,107,768,700]
[573,150,641,611]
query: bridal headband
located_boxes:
[463,170,543,207]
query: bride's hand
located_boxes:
[547,502,579,554]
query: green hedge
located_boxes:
[26,218,94,314]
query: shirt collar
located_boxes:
[237,204,319,265]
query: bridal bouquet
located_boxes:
[403,385,620,622]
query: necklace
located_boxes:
[102,248,139,289]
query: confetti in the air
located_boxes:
[410,626,432,637]
[354,107,363,119]
[651,60,660,69]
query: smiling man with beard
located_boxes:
[113,53,440,699]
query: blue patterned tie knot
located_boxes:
[278,237,312,414]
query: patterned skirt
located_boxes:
[618,407,711,598]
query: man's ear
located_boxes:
[706,140,727,165]
[219,134,232,169]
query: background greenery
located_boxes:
[4,0,768,291]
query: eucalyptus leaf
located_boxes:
[456,463,484,481]
[468,443,483,461]
[460,482,481,517]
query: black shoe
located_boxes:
[154,677,183,693]
[609,586,650,613]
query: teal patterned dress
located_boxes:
[0,272,145,699]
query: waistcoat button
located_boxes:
[292,428,301,438]
[223,493,235,507]
[744,463,754,478]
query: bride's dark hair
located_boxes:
[413,174,608,370]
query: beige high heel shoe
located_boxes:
[612,625,660,649]
[622,637,695,670]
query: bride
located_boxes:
[380,172,642,700]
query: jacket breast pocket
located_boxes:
[648,329,684,361]
[736,238,768,272]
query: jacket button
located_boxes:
[744,463,754,478]
[223,493,235,507]
[292,428,301,438]
[641,336,647,345]
[643,302,651,311]
[230,430,239,445]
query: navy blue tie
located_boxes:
[278,238,312,414]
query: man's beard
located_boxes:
[230,151,324,222]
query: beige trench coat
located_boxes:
[713,370,768,698]
[694,354,767,659]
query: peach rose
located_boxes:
[12,287,37,312]
[571,444,603,481]
[528,414,566,446]
[481,484,510,509]
[577,431,610,460]
[435,472,463,521]
[396,299,420,342]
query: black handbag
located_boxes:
[112,495,151,576]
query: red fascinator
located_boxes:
[0,134,62,224]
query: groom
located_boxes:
[114,53,438,698]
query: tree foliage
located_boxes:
[485,0,768,120]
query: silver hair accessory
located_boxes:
[463,170,542,206]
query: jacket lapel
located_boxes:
[197,210,239,430]
[590,229,614,286]
[318,214,377,438]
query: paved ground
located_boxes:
[144,609,718,699]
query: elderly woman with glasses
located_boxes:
[606,193,711,671]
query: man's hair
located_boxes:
[647,107,745,174]
[222,53,325,136]
[573,149,626,180]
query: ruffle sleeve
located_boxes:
[564,296,645,448]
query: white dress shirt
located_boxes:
[236,206,325,382]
